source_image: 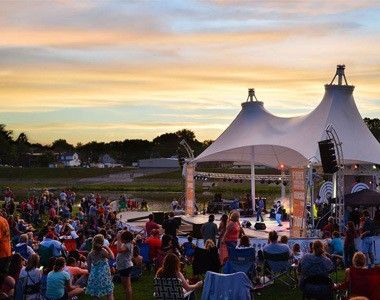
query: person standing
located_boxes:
[343,221,356,267]
[86,234,114,300]
[162,212,179,245]
[360,210,375,267]
[201,215,218,245]
[0,212,11,273]
[256,198,264,222]
[217,214,228,249]
[275,201,283,226]
[145,214,160,237]
[116,230,134,300]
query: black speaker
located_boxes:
[153,212,165,225]
[254,222,267,230]
[318,139,339,174]
[192,223,203,239]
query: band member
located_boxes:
[275,200,283,226]
[256,197,264,222]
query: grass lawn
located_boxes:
[79,267,345,300]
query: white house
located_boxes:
[99,154,123,168]
[60,152,81,167]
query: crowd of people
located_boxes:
[0,187,378,300]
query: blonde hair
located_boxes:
[205,239,215,250]
[92,234,104,252]
[352,252,366,268]
[230,210,240,222]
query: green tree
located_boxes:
[51,139,74,153]
[15,132,30,166]
[364,117,380,142]
[0,124,15,165]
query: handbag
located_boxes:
[24,271,41,295]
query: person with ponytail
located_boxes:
[86,234,114,300]
[45,257,83,300]
[298,240,333,288]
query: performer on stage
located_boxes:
[256,197,264,222]
[275,200,283,226]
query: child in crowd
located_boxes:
[330,231,344,256]
[292,243,303,264]
[182,236,196,263]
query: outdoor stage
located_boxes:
[118,210,380,264]
[117,210,290,239]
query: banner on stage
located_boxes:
[185,163,195,215]
[290,168,307,237]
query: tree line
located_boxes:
[0,126,211,167]
[1,118,380,167]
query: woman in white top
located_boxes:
[19,254,42,300]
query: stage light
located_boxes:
[354,164,358,169]
[279,164,285,170]
[373,165,377,170]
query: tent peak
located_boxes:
[246,88,259,102]
[329,64,351,86]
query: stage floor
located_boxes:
[118,211,290,239]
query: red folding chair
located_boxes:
[349,266,380,299]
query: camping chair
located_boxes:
[38,244,54,267]
[192,247,221,276]
[153,277,194,300]
[138,243,151,266]
[301,274,334,300]
[223,246,256,280]
[348,266,380,300]
[201,271,254,300]
[262,250,296,288]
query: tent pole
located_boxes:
[281,170,286,199]
[251,148,255,214]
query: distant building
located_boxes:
[59,152,81,167]
[138,157,179,168]
[99,154,123,168]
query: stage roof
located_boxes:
[193,66,380,168]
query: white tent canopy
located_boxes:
[194,67,380,167]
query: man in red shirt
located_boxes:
[0,212,11,272]
[145,214,160,236]
[146,229,161,261]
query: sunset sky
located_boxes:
[1,1,380,145]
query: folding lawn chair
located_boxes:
[192,247,221,276]
[201,271,254,300]
[153,277,194,300]
[348,266,380,300]
[262,249,296,288]
[223,246,256,280]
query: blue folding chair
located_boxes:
[223,246,256,280]
[138,243,151,265]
